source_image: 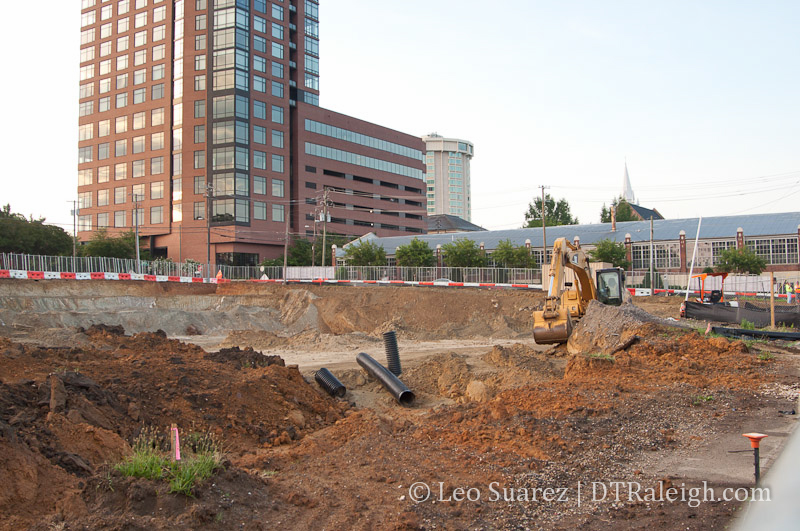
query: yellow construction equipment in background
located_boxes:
[533,238,625,344]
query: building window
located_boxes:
[98,97,111,112]
[272,203,284,222]
[151,156,164,174]
[271,154,284,173]
[151,181,164,199]
[133,160,145,178]
[116,93,128,108]
[193,201,205,220]
[151,132,164,150]
[151,107,164,125]
[271,80,283,98]
[271,129,284,149]
[97,212,109,227]
[152,83,164,100]
[98,142,110,160]
[152,64,165,80]
[194,176,205,195]
[78,215,92,232]
[194,125,205,143]
[78,191,93,209]
[114,211,126,228]
[150,206,164,224]
[271,62,283,79]
[78,168,93,186]
[271,105,283,124]
[133,87,146,104]
[194,150,205,169]
[115,162,127,180]
[254,55,266,73]
[253,150,266,170]
[97,189,109,206]
[115,116,127,133]
[272,22,283,40]
[79,101,94,117]
[272,178,284,197]
[115,139,127,156]
[98,166,110,182]
[116,54,129,71]
[254,201,266,220]
[253,75,266,92]
[132,183,145,201]
[114,187,127,204]
[253,125,266,144]
[254,175,266,195]
[153,25,165,41]
[194,100,206,118]
[78,146,93,164]
[133,135,145,154]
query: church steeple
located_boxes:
[622,161,637,205]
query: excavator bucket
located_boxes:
[533,307,573,345]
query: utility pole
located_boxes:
[649,215,655,295]
[539,185,549,264]
[133,194,142,274]
[321,189,329,268]
[205,183,213,278]
[282,199,289,285]
[70,200,77,273]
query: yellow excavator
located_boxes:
[533,238,625,344]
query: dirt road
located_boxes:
[0,280,797,529]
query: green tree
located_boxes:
[441,238,486,267]
[600,196,639,223]
[715,246,767,275]
[344,240,387,266]
[0,204,73,255]
[80,229,137,258]
[491,239,534,268]
[587,239,630,269]
[524,194,578,228]
[395,238,435,267]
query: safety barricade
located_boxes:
[60,272,76,280]
[90,272,105,280]
[119,273,131,280]
[44,272,61,280]
[76,273,92,280]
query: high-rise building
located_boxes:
[77,0,425,266]
[422,134,474,221]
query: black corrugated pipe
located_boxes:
[383,330,402,376]
[314,368,347,398]
[356,352,415,406]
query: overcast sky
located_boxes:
[2,0,798,233]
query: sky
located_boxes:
[2,0,798,234]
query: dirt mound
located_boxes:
[0,330,347,528]
[567,299,685,355]
[207,346,285,368]
[565,324,769,389]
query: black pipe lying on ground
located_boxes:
[711,326,800,341]
[356,352,415,406]
[315,368,347,398]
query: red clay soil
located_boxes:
[0,284,797,529]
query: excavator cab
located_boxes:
[595,268,625,306]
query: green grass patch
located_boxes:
[692,394,714,406]
[114,426,222,497]
[587,353,615,362]
[757,351,775,361]
[740,319,756,330]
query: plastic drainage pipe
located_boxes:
[314,368,347,398]
[356,352,415,406]
[383,330,402,376]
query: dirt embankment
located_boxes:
[0,281,798,529]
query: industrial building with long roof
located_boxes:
[342,212,800,274]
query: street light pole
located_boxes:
[205,183,213,278]
[69,200,77,273]
[133,194,142,274]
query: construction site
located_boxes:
[1,277,798,530]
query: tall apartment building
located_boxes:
[422,134,474,222]
[77,0,425,266]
